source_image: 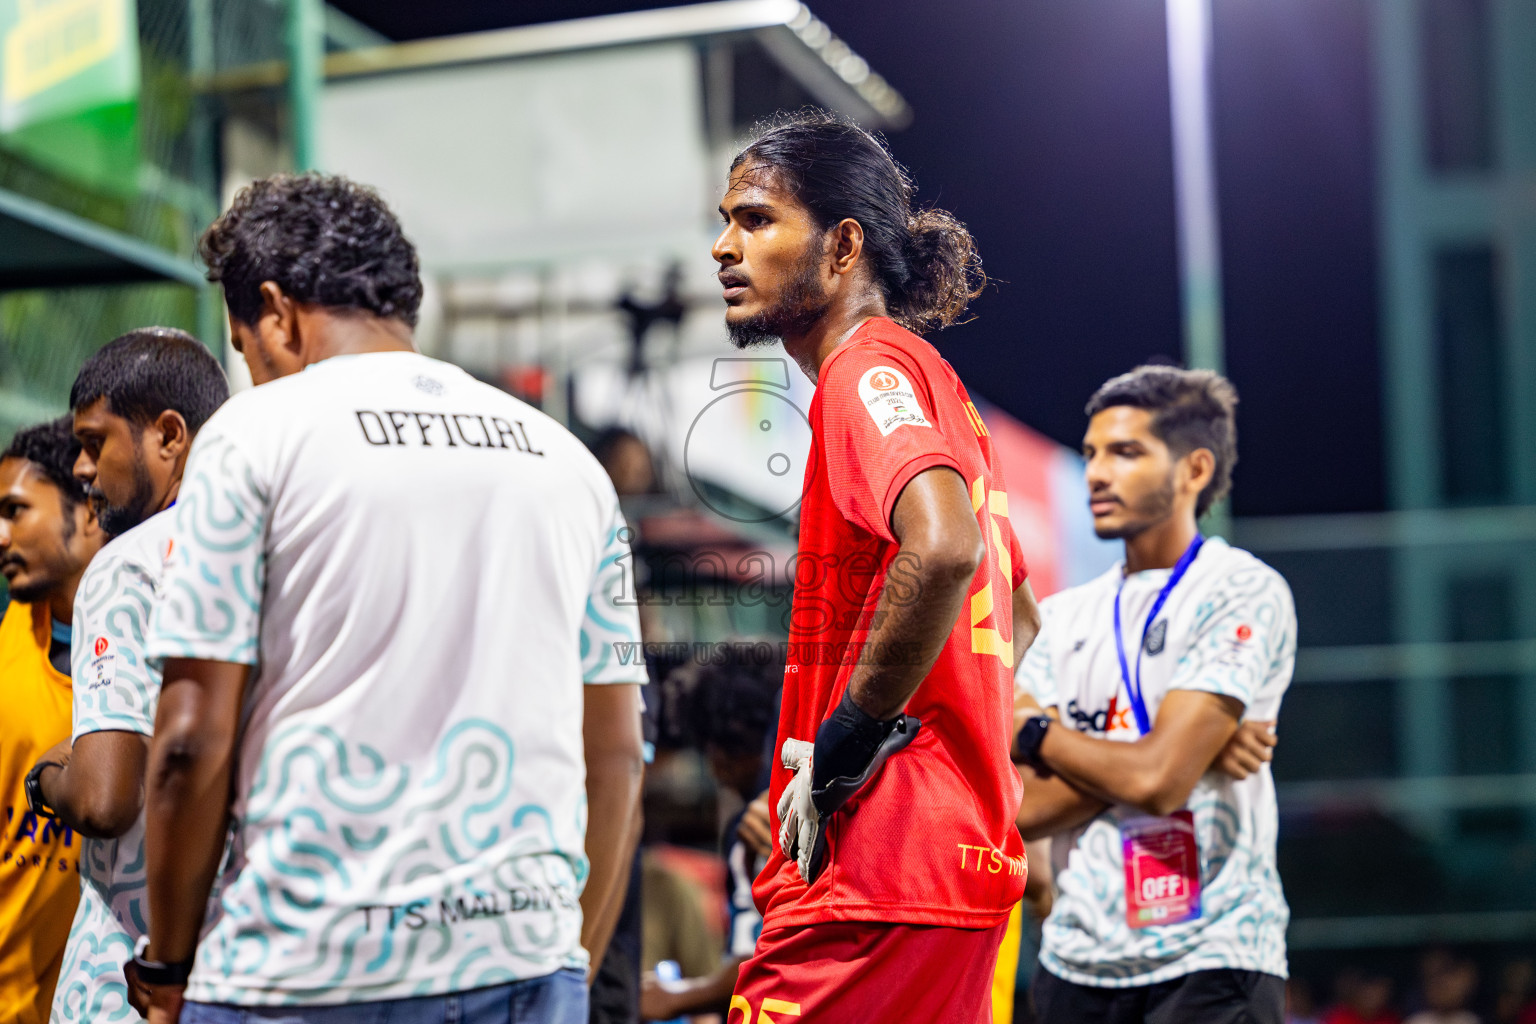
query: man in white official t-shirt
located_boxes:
[1012,365,1296,1024]
[135,174,646,1024]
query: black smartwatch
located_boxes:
[1013,715,1053,775]
[130,935,195,987]
[23,761,62,818]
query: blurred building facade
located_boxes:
[1231,0,1536,963]
[0,0,387,435]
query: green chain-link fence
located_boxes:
[0,0,303,442]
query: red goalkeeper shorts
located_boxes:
[729,916,1009,1023]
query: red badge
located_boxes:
[1236,624,1252,642]
[868,370,899,391]
[94,636,109,657]
[1122,810,1202,928]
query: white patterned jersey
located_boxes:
[146,351,645,1007]
[52,509,175,1023]
[1015,537,1295,987]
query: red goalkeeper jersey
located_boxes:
[756,316,1029,931]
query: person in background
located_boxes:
[586,424,657,1024]
[1405,952,1481,1024]
[0,417,105,1023]
[1287,978,1323,1024]
[30,329,228,1023]
[1322,970,1401,1024]
[1493,959,1536,1024]
[593,427,660,498]
[639,854,719,1001]
[641,645,781,1021]
[1013,366,1296,1024]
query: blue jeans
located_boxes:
[179,969,588,1024]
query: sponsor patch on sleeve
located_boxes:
[858,366,932,436]
[87,635,116,690]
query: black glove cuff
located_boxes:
[1014,715,1053,775]
[802,694,922,884]
[813,692,898,790]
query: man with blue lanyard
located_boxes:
[1012,365,1296,1024]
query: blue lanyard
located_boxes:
[1113,535,1204,736]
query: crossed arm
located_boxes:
[1013,690,1277,840]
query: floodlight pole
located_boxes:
[287,0,324,171]
[1166,0,1225,376]
[1166,0,1231,534]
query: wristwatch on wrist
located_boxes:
[130,935,194,988]
[1014,715,1053,775]
[23,761,62,818]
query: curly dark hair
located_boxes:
[2,416,88,515]
[691,649,782,759]
[655,641,783,756]
[199,173,423,327]
[732,109,986,334]
[1086,365,1239,518]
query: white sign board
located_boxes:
[320,43,712,271]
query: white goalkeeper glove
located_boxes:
[777,738,817,882]
[776,695,922,885]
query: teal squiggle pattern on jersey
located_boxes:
[50,886,135,1023]
[1040,790,1285,985]
[188,718,586,1006]
[72,551,158,737]
[54,512,176,1023]
[579,504,646,685]
[1016,597,1061,710]
[1021,541,1294,988]
[1172,563,1293,707]
[149,431,267,665]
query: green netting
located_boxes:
[0,0,241,256]
[0,282,197,441]
[0,0,290,444]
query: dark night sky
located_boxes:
[331,0,1385,516]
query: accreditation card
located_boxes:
[1121,809,1201,928]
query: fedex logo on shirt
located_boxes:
[1065,696,1133,736]
[857,366,932,437]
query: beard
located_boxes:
[726,240,831,350]
[5,569,51,603]
[91,454,155,537]
[1093,474,1176,540]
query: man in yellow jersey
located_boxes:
[0,417,105,1024]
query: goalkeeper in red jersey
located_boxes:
[710,110,1041,1023]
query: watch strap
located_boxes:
[130,936,194,987]
[1014,715,1053,775]
[23,761,62,818]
